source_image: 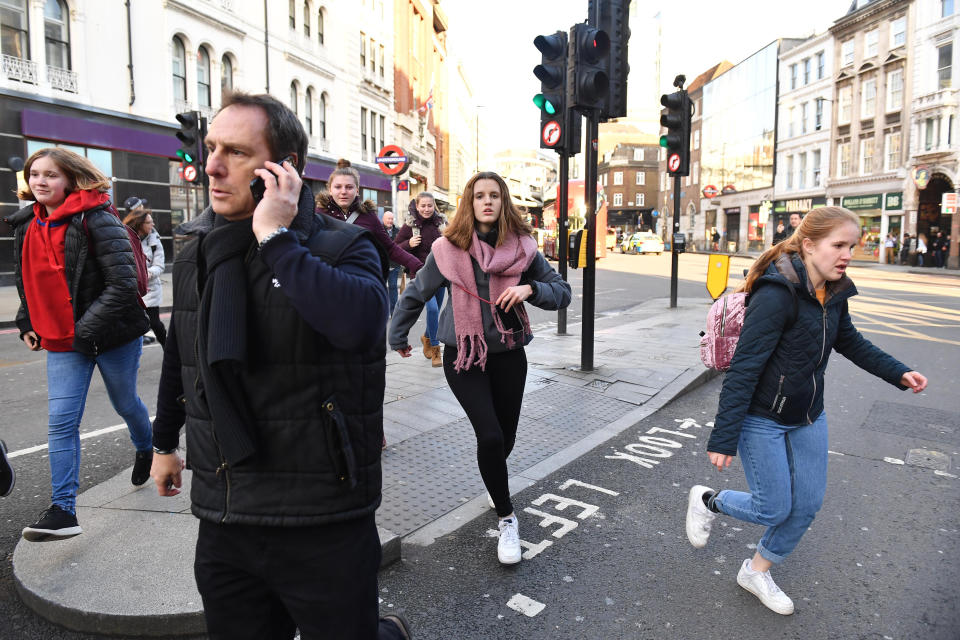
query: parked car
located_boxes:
[620,231,664,255]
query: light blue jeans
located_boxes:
[424,287,446,347]
[714,411,828,564]
[46,337,152,513]
[386,266,401,316]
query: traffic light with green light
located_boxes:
[659,90,691,177]
[175,111,202,177]
[533,30,579,155]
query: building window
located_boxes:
[44,0,70,70]
[786,155,794,189]
[172,36,186,101]
[379,44,384,77]
[613,171,623,185]
[692,161,699,184]
[943,0,955,18]
[949,114,955,146]
[838,142,851,177]
[636,171,645,185]
[798,153,806,189]
[865,29,878,58]
[693,129,700,149]
[361,107,367,157]
[886,69,903,111]
[289,83,299,116]
[885,131,900,170]
[370,110,376,154]
[861,78,876,118]
[861,137,874,174]
[803,58,811,85]
[304,2,311,37]
[891,16,906,47]
[839,85,852,124]
[613,192,623,206]
[197,46,211,107]
[369,38,376,73]
[318,92,328,139]
[289,0,296,29]
[221,55,233,92]
[789,106,796,137]
[305,87,313,135]
[816,51,825,79]
[318,8,324,44]
[812,149,821,186]
[842,40,854,67]
[790,63,797,89]
[637,193,645,207]
[1,0,28,58]
[938,42,953,89]
[379,115,385,152]
[801,102,808,134]
[633,148,644,161]
[815,97,824,130]
[360,33,366,67]
[925,118,935,150]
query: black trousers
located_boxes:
[145,306,167,347]
[443,345,527,518]
[194,514,404,640]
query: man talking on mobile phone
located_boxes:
[149,92,411,639]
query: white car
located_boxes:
[620,231,664,255]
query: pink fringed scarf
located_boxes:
[432,232,538,372]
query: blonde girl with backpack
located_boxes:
[685,207,927,615]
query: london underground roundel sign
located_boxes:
[376,145,409,176]
[702,184,719,198]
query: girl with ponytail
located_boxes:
[685,206,928,615]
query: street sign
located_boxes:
[376,144,409,175]
[183,164,198,182]
[943,192,958,214]
[397,179,409,192]
[667,153,680,173]
[706,253,731,300]
[542,120,562,147]
[702,185,719,198]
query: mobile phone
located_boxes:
[412,228,421,237]
[250,155,295,202]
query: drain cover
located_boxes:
[589,379,612,391]
[904,448,951,471]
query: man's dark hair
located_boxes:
[220,91,308,174]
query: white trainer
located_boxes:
[736,558,795,615]
[685,485,717,548]
[497,516,522,565]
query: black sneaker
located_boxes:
[131,449,153,486]
[381,614,413,639]
[22,505,83,542]
[0,439,14,497]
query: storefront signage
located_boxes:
[841,194,882,211]
[912,166,930,190]
[702,185,719,198]
[943,192,958,215]
[884,192,903,211]
[773,197,826,214]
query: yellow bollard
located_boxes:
[706,253,731,300]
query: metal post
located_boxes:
[391,176,397,221]
[581,114,599,372]
[670,174,681,308]
[557,154,569,335]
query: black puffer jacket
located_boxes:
[6,202,149,355]
[708,254,910,456]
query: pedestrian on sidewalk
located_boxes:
[381,210,402,316]
[6,147,153,542]
[942,235,951,268]
[917,233,928,267]
[772,220,787,245]
[149,94,410,640]
[396,192,447,367]
[685,206,928,616]
[122,197,166,347]
[389,171,571,566]
[883,233,896,265]
[900,233,911,265]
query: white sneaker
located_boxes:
[685,485,717,548]
[497,516,522,565]
[736,558,795,615]
[487,493,496,509]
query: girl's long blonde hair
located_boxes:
[739,206,859,293]
[17,147,111,200]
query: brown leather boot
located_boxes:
[431,345,442,367]
[420,335,434,359]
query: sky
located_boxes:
[444,0,853,157]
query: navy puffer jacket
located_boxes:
[707,253,910,456]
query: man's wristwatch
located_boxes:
[258,226,289,250]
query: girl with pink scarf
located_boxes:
[389,172,571,566]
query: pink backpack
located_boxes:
[699,286,798,371]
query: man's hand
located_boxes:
[151,452,186,497]
[496,284,533,312]
[252,159,302,243]
[708,451,733,472]
[901,371,928,393]
[396,345,412,358]
[21,331,41,351]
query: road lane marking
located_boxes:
[7,417,156,458]
[506,594,545,617]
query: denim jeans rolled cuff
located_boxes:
[425,287,445,346]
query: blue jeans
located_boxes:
[714,412,828,564]
[424,287,446,347]
[46,338,152,513]
[386,266,401,316]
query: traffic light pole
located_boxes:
[670,174,681,309]
[581,114,599,372]
[557,154,569,335]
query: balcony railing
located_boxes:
[2,54,38,84]
[47,65,77,93]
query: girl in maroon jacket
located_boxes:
[396,192,446,366]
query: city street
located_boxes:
[1,254,958,638]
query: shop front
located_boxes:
[771,197,827,225]
[840,192,902,263]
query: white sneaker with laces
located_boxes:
[685,485,717,548]
[736,558,795,615]
[487,493,496,509]
[497,516,522,565]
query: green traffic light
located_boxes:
[533,94,557,115]
[176,149,194,163]
[659,135,668,148]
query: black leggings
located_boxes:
[443,345,527,518]
[145,306,167,347]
